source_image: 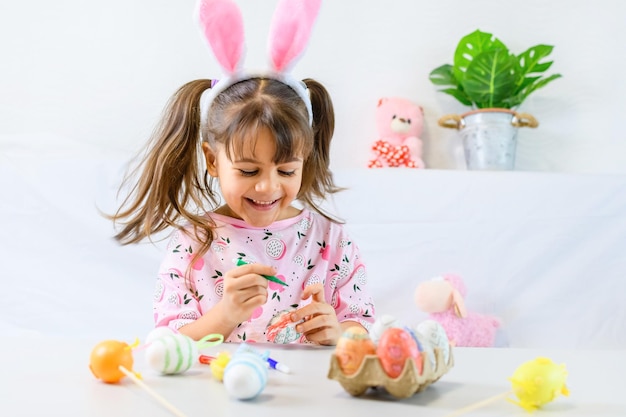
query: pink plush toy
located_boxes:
[368,97,425,169]
[414,274,500,347]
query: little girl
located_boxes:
[109,0,375,345]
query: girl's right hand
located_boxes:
[219,262,273,325]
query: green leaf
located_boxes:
[518,75,542,91]
[453,29,508,83]
[520,73,563,99]
[429,64,456,86]
[439,88,473,106]
[462,50,517,108]
[517,45,555,76]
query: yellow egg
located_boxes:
[335,327,376,375]
[509,357,569,411]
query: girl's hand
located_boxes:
[291,283,342,346]
[219,262,273,326]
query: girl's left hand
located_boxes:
[290,283,342,346]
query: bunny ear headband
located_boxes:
[196,0,322,127]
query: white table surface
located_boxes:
[1,336,624,417]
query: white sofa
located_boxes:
[2,136,625,348]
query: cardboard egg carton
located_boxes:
[327,347,454,399]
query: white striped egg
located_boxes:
[223,352,268,400]
[145,332,198,375]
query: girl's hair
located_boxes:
[108,77,342,262]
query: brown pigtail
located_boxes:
[298,78,345,222]
[108,79,219,257]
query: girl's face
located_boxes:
[203,127,304,227]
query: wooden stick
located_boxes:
[119,366,188,417]
[441,391,512,417]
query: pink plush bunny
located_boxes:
[414,274,500,347]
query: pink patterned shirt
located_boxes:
[153,209,376,343]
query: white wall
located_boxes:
[2,0,625,173]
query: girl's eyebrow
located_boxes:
[234,156,303,163]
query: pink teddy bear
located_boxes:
[414,274,500,347]
[368,97,425,169]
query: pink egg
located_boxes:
[376,327,423,378]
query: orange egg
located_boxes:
[335,327,376,375]
[89,340,134,383]
[376,327,422,378]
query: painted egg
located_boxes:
[402,326,425,375]
[369,314,400,345]
[335,326,376,375]
[266,309,301,344]
[416,319,450,365]
[89,340,134,384]
[376,327,422,378]
[412,325,436,371]
[145,333,198,375]
[510,357,569,410]
[223,352,268,400]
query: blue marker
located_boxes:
[267,357,290,374]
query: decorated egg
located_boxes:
[369,314,400,345]
[89,340,134,384]
[403,326,426,375]
[223,350,268,400]
[335,326,376,375]
[416,319,450,365]
[376,327,422,378]
[412,326,436,371]
[145,333,198,374]
[266,309,301,344]
[509,357,569,411]
[144,327,224,375]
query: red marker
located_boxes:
[199,355,215,365]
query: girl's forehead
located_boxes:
[225,129,304,163]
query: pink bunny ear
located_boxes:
[268,0,322,72]
[197,0,245,73]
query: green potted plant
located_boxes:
[429,29,562,170]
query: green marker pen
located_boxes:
[236,259,289,286]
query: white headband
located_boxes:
[196,0,321,130]
[199,71,313,129]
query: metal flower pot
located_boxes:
[439,109,538,170]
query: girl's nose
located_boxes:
[255,173,279,192]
